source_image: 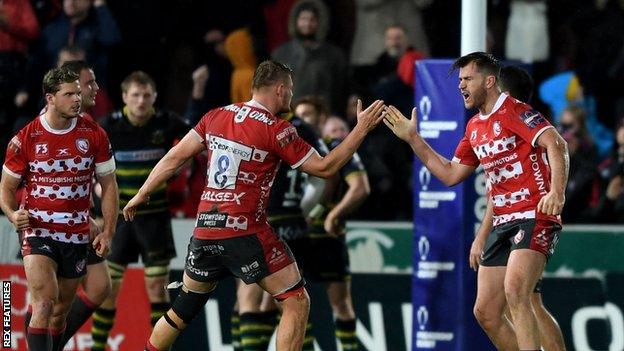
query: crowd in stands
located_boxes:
[2,0,624,222]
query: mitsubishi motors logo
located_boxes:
[270,247,282,260]
[417,306,429,330]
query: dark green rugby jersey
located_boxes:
[267,114,328,220]
[309,137,366,238]
[101,108,190,215]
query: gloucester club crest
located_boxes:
[493,121,501,136]
[76,138,89,154]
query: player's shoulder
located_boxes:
[101,109,124,128]
[155,109,189,127]
[15,114,47,140]
[76,115,108,139]
[500,96,545,125]
[155,108,182,121]
[201,102,278,127]
[465,113,483,130]
[20,114,43,132]
[505,96,533,115]
[77,113,99,128]
[80,112,95,122]
[217,102,246,115]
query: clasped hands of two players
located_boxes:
[9,209,111,257]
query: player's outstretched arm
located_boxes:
[384,105,474,186]
[92,172,118,256]
[536,128,569,216]
[299,100,385,178]
[123,130,204,221]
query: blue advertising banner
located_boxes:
[412,59,492,350]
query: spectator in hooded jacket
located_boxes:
[272,0,348,114]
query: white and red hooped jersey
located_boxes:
[3,114,115,244]
[191,100,315,240]
[453,93,561,226]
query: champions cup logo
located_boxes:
[419,96,432,121]
[419,166,431,191]
[416,304,455,348]
[417,306,429,330]
[418,236,430,261]
[416,236,455,279]
[76,139,89,154]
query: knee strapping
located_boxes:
[106,262,126,281]
[163,312,181,331]
[274,279,306,301]
[145,265,169,278]
[170,288,213,324]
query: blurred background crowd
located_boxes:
[2,0,624,223]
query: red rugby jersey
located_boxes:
[3,114,114,243]
[191,101,315,239]
[453,94,561,226]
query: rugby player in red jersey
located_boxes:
[383,52,569,351]
[1,67,118,351]
[57,60,116,349]
[469,65,566,351]
[122,60,385,351]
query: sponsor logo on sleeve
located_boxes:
[519,110,545,129]
[8,137,21,154]
[276,126,298,147]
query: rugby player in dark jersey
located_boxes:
[92,71,190,350]
[299,105,369,351]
